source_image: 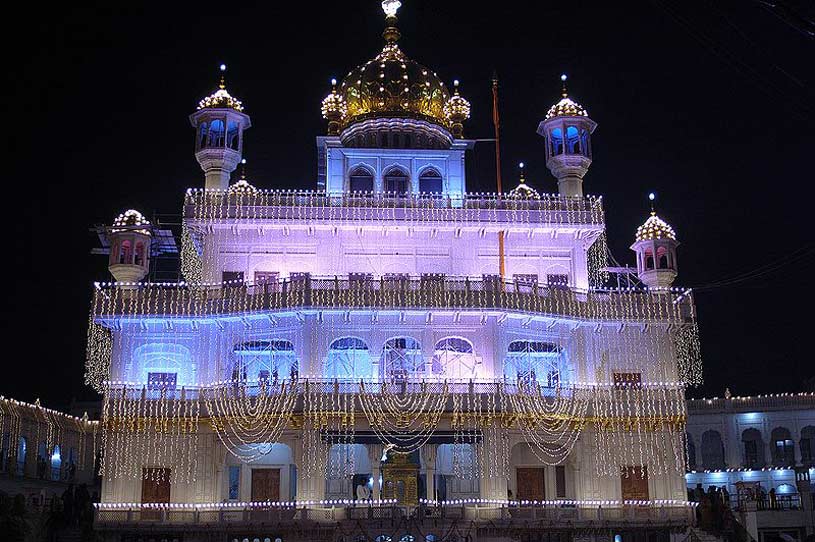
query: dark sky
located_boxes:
[4,1,814,410]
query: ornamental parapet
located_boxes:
[687,393,815,413]
[94,501,695,531]
[91,275,695,324]
[182,189,605,227]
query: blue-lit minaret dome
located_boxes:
[631,193,679,289]
[189,64,252,190]
[107,209,152,287]
[536,74,597,197]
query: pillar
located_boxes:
[368,443,383,501]
[422,444,438,501]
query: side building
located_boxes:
[686,393,815,542]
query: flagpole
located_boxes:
[492,73,506,282]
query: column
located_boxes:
[368,443,383,501]
[422,444,438,501]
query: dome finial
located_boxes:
[382,0,402,43]
[219,63,227,90]
[560,73,568,98]
[648,191,656,215]
[240,158,247,181]
[382,0,401,18]
[519,162,526,183]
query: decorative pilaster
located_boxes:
[421,444,438,501]
[367,443,383,501]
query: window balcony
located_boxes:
[92,275,694,324]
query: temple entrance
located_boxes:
[251,468,280,501]
[621,466,649,501]
[516,467,546,501]
[141,468,170,520]
[382,453,419,505]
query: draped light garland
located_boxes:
[507,383,591,465]
[358,380,448,453]
[203,379,298,463]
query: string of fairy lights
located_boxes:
[95,378,691,483]
[182,189,605,227]
[0,397,98,474]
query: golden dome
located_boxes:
[544,75,588,120]
[228,179,259,196]
[111,209,151,235]
[330,1,459,132]
[635,212,677,241]
[198,67,244,112]
[338,43,450,128]
[507,164,540,199]
[545,96,587,120]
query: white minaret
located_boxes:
[107,209,152,287]
[537,75,597,197]
[189,65,251,190]
[631,193,679,289]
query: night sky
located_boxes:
[5,1,814,410]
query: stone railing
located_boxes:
[687,394,815,413]
[92,275,694,324]
[94,503,694,529]
[183,189,605,227]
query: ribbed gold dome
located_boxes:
[339,42,450,128]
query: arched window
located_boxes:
[742,428,765,468]
[51,445,62,481]
[644,249,655,270]
[419,168,443,195]
[383,167,410,194]
[231,340,298,383]
[686,433,697,470]
[381,337,423,381]
[207,119,225,147]
[326,337,372,380]
[771,427,795,466]
[16,437,26,476]
[132,343,196,388]
[800,426,815,465]
[349,166,374,193]
[504,340,565,388]
[119,240,132,264]
[700,430,725,470]
[431,337,480,380]
[135,242,145,267]
[226,120,240,150]
[657,246,669,269]
[197,122,208,149]
[550,127,565,155]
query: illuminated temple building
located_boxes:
[82,2,707,541]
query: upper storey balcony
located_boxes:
[91,274,694,324]
[182,190,605,229]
